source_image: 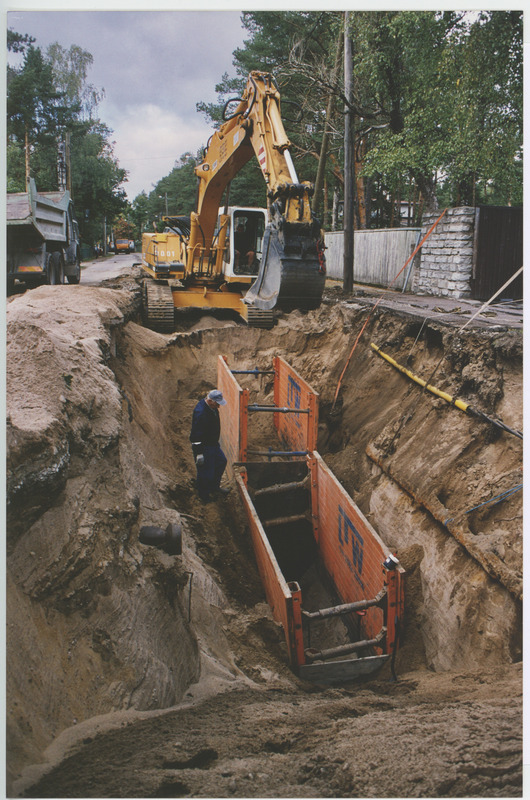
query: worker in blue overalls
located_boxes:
[190,389,230,503]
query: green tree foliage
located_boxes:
[153,153,199,216]
[7,28,127,245]
[7,45,76,157]
[131,192,150,238]
[70,121,127,243]
[356,11,523,215]
[196,10,522,226]
[7,29,35,54]
[47,42,105,120]
[113,216,135,239]
[440,11,522,206]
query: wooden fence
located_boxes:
[324,228,422,289]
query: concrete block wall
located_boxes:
[412,207,476,298]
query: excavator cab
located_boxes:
[219,207,267,282]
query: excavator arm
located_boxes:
[188,71,325,310]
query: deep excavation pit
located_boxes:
[6,279,522,798]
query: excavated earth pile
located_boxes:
[6,279,522,798]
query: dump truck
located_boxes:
[141,71,326,330]
[7,178,81,291]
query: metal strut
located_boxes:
[302,589,387,621]
[231,368,276,376]
[245,449,308,460]
[248,404,310,414]
[305,627,387,662]
[253,475,310,497]
[263,512,311,528]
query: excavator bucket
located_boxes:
[244,226,326,312]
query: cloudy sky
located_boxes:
[7,7,248,200]
[7,2,508,202]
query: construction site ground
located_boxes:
[6,264,523,798]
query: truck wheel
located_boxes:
[67,252,81,284]
[48,252,64,285]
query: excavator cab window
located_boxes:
[233,211,265,276]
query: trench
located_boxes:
[7,291,523,796]
[110,306,522,680]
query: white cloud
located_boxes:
[7,9,246,203]
[106,102,211,200]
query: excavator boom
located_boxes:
[141,71,325,329]
[191,71,326,311]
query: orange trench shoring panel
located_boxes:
[218,356,405,683]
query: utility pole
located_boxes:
[343,10,354,294]
[57,141,67,191]
[65,131,72,195]
[25,129,30,187]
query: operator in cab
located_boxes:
[190,389,230,503]
[234,222,255,270]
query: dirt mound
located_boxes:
[7,283,522,798]
[15,664,523,799]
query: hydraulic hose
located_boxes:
[370,343,522,440]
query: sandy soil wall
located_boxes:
[6,284,522,797]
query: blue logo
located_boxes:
[338,505,364,587]
[287,375,302,431]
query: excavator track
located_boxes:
[246,306,275,329]
[143,280,174,333]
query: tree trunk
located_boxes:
[413,171,439,214]
[312,38,342,217]
[355,137,367,229]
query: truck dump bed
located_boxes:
[7,179,70,241]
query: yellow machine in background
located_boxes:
[141,71,326,331]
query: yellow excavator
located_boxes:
[141,71,326,330]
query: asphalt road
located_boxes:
[80,252,140,285]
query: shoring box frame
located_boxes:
[219,355,405,679]
[273,355,319,454]
[218,355,319,466]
